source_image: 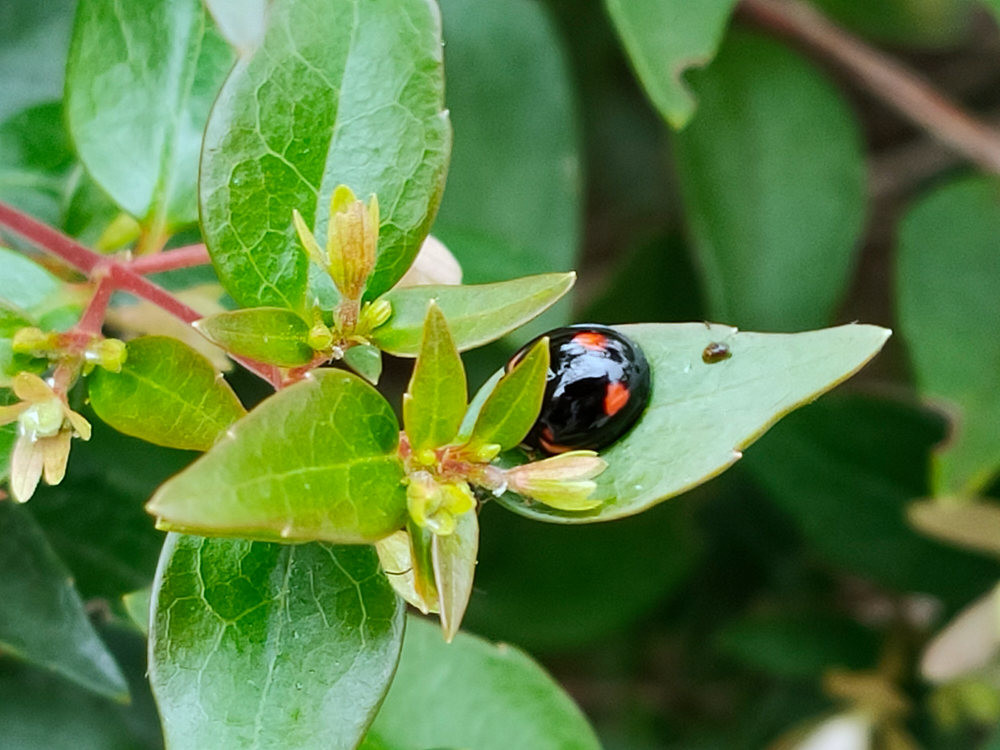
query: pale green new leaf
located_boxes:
[65,0,233,227]
[88,336,246,451]
[147,369,406,542]
[372,273,573,356]
[200,0,451,310]
[343,343,382,385]
[469,337,548,451]
[150,534,404,749]
[403,304,467,451]
[432,510,478,642]
[362,616,601,750]
[195,307,313,367]
[0,501,128,701]
[499,323,890,522]
[604,0,738,129]
[0,246,62,316]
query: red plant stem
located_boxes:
[125,244,211,275]
[75,276,115,337]
[0,200,282,389]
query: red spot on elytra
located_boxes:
[539,427,572,454]
[572,331,607,351]
[604,381,630,416]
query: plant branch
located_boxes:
[739,0,1000,175]
[75,276,115,337]
[126,244,211,275]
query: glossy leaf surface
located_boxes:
[372,273,573,356]
[65,0,232,226]
[150,534,404,749]
[148,369,406,543]
[499,323,889,522]
[89,336,246,451]
[195,307,313,367]
[200,0,450,309]
[432,509,478,642]
[469,337,548,451]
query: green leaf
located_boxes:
[195,307,313,367]
[744,395,1000,610]
[204,0,266,54]
[148,369,407,543]
[403,304,467,451]
[498,322,890,523]
[408,521,439,611]
[897,175,1000,495]
[372,273,574,356]
[200,0,450,310]
[150,534,404,749]
[363,616,601,750]
[469,337,548,451]
[65,0,233,228]
[433,0,580,334]
[343,343,383,385]
[603,0,738,129]
[815,0,974,48]
[0,0,74,121]
[121,588,151,636]
[89,336,246,452]
[0,246,63,317]
[0,501,128,701]
[432,510,478,642]
[673,31,866,331]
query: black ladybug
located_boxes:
[509,324,651,455]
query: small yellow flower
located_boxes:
[0,372,91,503]
[406,470,475,535]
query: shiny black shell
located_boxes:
[509,324,651,454]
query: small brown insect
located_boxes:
[702,341,732,364]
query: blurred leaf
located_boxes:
[499,322,889,523]
[897,175,1000,496]
[921,585,1000,684]
[815,0,974,48]
[432,510,478,642]
[909,500,1000,558]
[0,102,75,226]
[0,246,63,317]
[0,501,128,701]
[434,0,580,333]
[403,304,467,451]
[200,0,450,309]
[204,0,267,54]
[150,534,403,749]
[716,613,880,680]
[195,307,313,367]
[0,0,74,121]
[465,500,698,651]
[362,616,601,750]
[89,336,246,451]
[148,369,407,543]
[65,0,233,227]
[470,338,548,451]
[745,395,1000,609]
[604,0,738,129]
[372,273,574,356]
[122,588,151,636]
[674,31,866,331]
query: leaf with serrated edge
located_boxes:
[199,0,450,310]
[89,336,246,451]
[147,369,406,542]
[403,304,467,451]
[433,510,478,642]
[469,337,548,451]
[66,0,232,226]
[150,534,405,748]
[373,273,573,356]
[0,501,128,701]
[195,307,313,367]
[498,323,890,522]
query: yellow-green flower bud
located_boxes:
[359,298,392,334]
[505,450,608,511]
[12,327,58,356]
[326,185,379,301]
[85,338,127,373]
[307,321,334,351]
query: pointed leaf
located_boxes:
[499,323,890,522]
[65,0,233,227]
[408,521,439,612]
[148,369,406,543]
[403,304,466,451]
[674,31,866,330]
[343,343,383,385]
[362,616,601,750]
[0,501,128,700]
[432,510,478,642]
[604,0,738,129]
[150,534,405,749]
[469,337,548,451]
[372,273,574,356]
[200,0,450,309]
[89,335,246,451]
[375,529,437,615]
[195,307,313,367]
[897,175,1000,495]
